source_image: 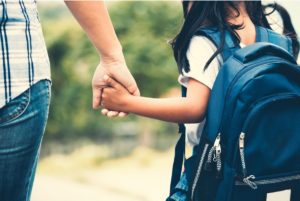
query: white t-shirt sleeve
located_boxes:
[178,36,222,90]
[178,36,222,149]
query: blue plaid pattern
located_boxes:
[0,0,50,109]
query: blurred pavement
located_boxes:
[31,148,173,201]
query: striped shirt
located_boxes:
[0,0,50,109]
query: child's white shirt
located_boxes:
[178,36,245,148]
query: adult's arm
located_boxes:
[64,1,140,113]
[65,1,121,60]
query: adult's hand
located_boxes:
[92,55,140,116]
[64,1,140,117]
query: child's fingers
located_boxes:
[102,88,116,103]
[102,109,120,118]
[107,111,119,118]
[118,112,128,117]
[104,75,120,89]
[101,108,109,115]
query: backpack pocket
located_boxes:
[188,142,223,201]
[231,93,300,200]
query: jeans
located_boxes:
[0,80,51,201]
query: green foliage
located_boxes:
[110,2,181,96]
[39,2,182,153]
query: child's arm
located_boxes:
[101,76,210,123]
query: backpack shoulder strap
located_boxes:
[195,27,241,62]
[198,26,294,58]
[170,84,186,194]
[256,26,294,56]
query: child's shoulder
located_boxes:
[187,35,221,63]
[179,35,222,90]
[188,35,217,52]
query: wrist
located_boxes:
[100,45,125,66]
[122,94,135,113]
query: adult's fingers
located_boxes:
[104,75,120,89]
[92,87,102,109]
[130,85,140,96]
[105,64,139,96]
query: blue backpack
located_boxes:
[169,26,300,201]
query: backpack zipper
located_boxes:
[236,174,300,186]
[239,132,257,189]
[191,143,209,201]
[205,133,222,175]
[191,134,223,200]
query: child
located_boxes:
[101,1,299,200]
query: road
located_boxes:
[31,149,173,201]
[31,148,290,201]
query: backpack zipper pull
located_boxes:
[214,134,222,177]
[205,133,222,177]
[239,132,257,190]
[215,140,222,172]
[243,175,258,190]
[204,145,215,171]
[239,133,247,177]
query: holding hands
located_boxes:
[92,59,139,117]
[101,75,132,113]
[65,1,139,117]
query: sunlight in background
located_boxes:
[277,1,300,32]
[268,1,300,63]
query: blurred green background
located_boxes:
[31,1,299,201]
[38,0,300,158]
[39,1,182,158]
[32,2,183,201]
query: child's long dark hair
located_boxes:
[172,1,299,73]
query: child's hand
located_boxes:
[101,75,132,113]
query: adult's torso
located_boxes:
[0,0,50,109]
